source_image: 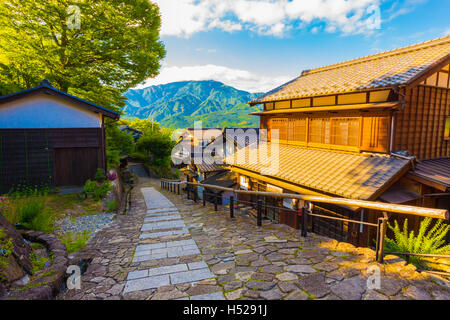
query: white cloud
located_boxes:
[136,64,292,93]
[153,0,382,37]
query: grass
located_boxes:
[31,252,51,274]
[59,231,92,254]
[45,194,103,218]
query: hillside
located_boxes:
[123,80,263,128]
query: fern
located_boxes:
[385,218,450,269]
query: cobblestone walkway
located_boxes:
[58,172,450,300]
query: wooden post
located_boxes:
[187,184,190,200]
[302,201,309,237]
[203,191,206,207]
[257,198,262,227]
[230,196,234,218]
[193,187,197,203]
[376,212,388,263]
[214,193,218,211]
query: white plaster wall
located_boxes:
[0,94,101,128]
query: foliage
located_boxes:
[106,200,117,212]
[385,218,450,268]
[83,179,113,201]
[0,0,165,110]
[127,118,161,134]
[15,196,54,233]
[59,231,91,254]
[0,196,18,225]
[106,122,136,169]
[94,168,106,182]
[30,252,50,274]
[0,228,14,280]
[7,183,51,198]
[136,129,176,167]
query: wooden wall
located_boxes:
[393,85,450,159]
[0,128,104,193]
[263,110,392,153]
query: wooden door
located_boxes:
[53,147,99,186]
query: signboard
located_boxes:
[283,198,297,210]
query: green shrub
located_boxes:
[0,196,18,225]
[94,168,106,182]
[385,218,450,268]
[106,200,117,212]
[83,179,113,201]
[15,196,54,233]
[59,231,91,254]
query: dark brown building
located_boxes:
[0,80,119,193]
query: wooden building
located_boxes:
[225,36,450,246]
[0,80,119,193]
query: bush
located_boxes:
[0,196,18,225]
[94,168,106,182]
[83,179,113,201]
[59,231,91,254]
[106,200,117,212]
[15,196,54,233]
[385,218,450,268]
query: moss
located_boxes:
[31,252,50,274]
[19,281,49,291]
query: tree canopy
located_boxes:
[0,0,166,111]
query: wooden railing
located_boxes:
[160,179,449,265]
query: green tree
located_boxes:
[136,130,175,167]
[128,118,161,134]
[105,124,135,169]
[0,0,165,110]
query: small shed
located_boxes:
[0,80,119,193]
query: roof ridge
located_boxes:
[305,35,450,76]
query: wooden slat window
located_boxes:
[331,118,360,146]
[293,118,307,142]
[309,118,331,144]
[271,118,288,142]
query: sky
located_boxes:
[138,0,450,93]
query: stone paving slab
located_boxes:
[141,220,186,232]
[146,207,178,214]
[139,228,189,239]
[146,211,180,217]
[144,215,182,222]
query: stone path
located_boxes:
[122,187,222,298]
[57,167,450,300]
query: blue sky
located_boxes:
[139,0,450,92]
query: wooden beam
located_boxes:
[175,180,449,220]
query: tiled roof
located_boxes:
[411,158,450,188]
[195,163,224,173]
[252,36,450,104]
[225,143,410,200]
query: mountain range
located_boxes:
[123,80,263,128]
